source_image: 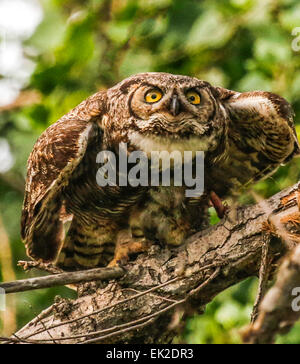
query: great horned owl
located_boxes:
[21,73,299,270]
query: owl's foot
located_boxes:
[108,232,152,267]
[210,191,229,219]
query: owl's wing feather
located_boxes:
[21,91,106,262]
[209,88,300,197]
[218,89,300,160]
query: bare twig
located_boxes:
[81,318,157,345]
[18,261,64,275]
[0,336,39,344]
[251,233,273,323]
[0,266,125,294]
[188,268,221,296]
[125,288,179,304]
[80,270,219,345]
[22,276,182,340]
[244,185,300,342]
[244,244,300,344]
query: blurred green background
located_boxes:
[1,0,300,343]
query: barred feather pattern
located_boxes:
[21,73,299,269]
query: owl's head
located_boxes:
[107,72,227,154]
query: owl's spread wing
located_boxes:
[21,91,106,261]
[208,88,300,197]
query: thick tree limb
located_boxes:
[3,182,300,344]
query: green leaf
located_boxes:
[186,9,235,51]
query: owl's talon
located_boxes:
[107,253,130,268]
[107,258,122,268]
[108,237,151,268]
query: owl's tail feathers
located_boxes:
[56,219,117,270]
[56,219,82,270]
[56,234,77,270]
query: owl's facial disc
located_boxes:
[130,84,216,139]
[126,83,222,154]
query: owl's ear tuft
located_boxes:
[211,86,237,101]
[119,78,143,94]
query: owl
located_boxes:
[21,73,299,270]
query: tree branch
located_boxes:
[0,267,125,294]
[2,182,300,344]
[244,244,300,344]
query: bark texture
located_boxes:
[6,182,300,344]
[244,244,300,344]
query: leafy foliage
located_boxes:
[1,0,300,343]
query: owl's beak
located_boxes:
[170,95,181,116]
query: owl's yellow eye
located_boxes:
[186,91,201,105]
[145,89,163,103]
